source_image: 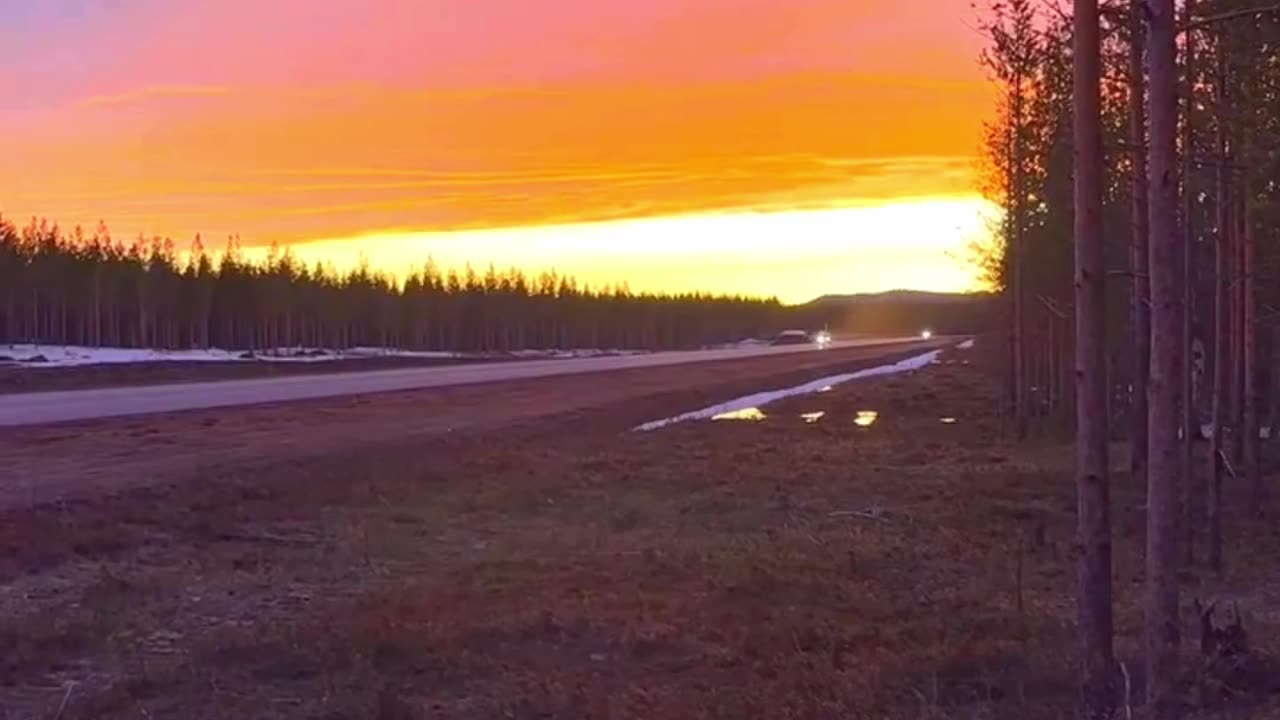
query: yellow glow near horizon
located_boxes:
[5,1,999,302]
[235,195,996,304]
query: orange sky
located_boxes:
[0,0,997,303]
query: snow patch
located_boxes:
[1,345,245,367]
[506,348,649,360]
[0,344,653,368]
[338,347,460,360]
[634,349,941,431]
[703,338,770,350]
[0,344,461,367]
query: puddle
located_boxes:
[712,407,766,422]
[939,417,958,424]
[633,349,939,432]
[801,411,826,424]
[854,411,879,427]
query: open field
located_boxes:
[2,341,1278,718]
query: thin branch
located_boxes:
[1110,139,1252,170]
[1037,0,1071,26]
[54,682,76,720]
[828,507,890,522]
[1120,662,1133,720]
[1183,4,1280,32]
[1037,294,1070,319]
[1219,449,1239,481]
[1253,304,1280,325]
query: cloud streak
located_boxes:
[0,0,996,300]
[77,84,232,109]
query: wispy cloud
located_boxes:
[77,85,231,109]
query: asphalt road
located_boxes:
[0,337,929,427]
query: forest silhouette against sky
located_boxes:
[1,0,996,302]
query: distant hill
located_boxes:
[796,290,997,336]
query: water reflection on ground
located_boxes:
[712,407,767,422]
[854,411,879,427]
[801,411,826,424]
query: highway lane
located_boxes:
[0,336,932,427]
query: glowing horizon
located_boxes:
[1,0,997,300]
[225,196,996,305]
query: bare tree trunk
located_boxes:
[1231,190,1245,468]
[1181,0,1197,566]
[1209,48,1229,574]
[1243,190,1262,511]
[1146,0,1184,715]
[1009,79,1029,441]
[1049,316,1059,416]
[1074,2,1115,717]
[1130,0,1151,489]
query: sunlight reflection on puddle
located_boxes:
[801,411,826,424]
[854,411,879,427]
[712,407,767,422]
[939,417,958,424]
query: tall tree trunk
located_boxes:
[1073,1,1115,717]
[1181,0,1197,566]
[1130,0,1151,489]
[1012,77,1028,441]
[1209,48,1229,574]
[1231,190,1245,468]
[1146,0,1184,714]
[1049,316,1059,417]
[1243,190,1262,511]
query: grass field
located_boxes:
[2,342,1277,718]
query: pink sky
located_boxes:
[1,0,996,300]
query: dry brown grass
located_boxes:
[2,343,1278,718]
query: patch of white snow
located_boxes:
[0,344,463,367]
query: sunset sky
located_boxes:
[1,0,997,303]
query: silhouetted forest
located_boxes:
[982,0,1280,441]
[0,216,787,352]
[982,0,1280,714]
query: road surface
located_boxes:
[0,336,925,427]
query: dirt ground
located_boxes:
[2,340,1278,719]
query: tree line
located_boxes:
[0,216,787,353]
[982,0,1280,716]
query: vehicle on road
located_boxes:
[770,330,811,346]
[769,329,830,348]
